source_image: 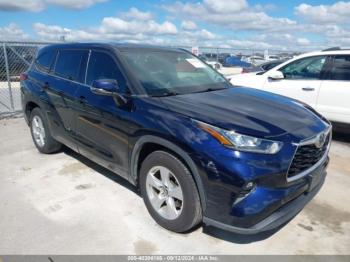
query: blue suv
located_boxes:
[21,43,331,234]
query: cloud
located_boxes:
[203,0,247,13]
[4,2,345,51]
[0,0,107,11]
[163,0,297,32]
[31,10,221,47]
[47,0,107,10]
[0,0,45,12]
[0,23,29,40]
[295,1,350,24]
[222,35,322,51]
[297,38,311,46]
[181,20,197,31]
[32,8,178,42]
[187,29,217,40]
[101,18,177,35]
[121,7,153,21]
[319,25,350,46]
[33,22,71,40]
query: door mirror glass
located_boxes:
[91,79,118,96]
[268,71,284,80]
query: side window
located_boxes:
[35,50,56,72]
[262,62,277,71]
[280,56,326,80]
[54,50,86,82]
[86,51,126,92]
[328,55,350,81]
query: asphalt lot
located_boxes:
[0,117,349,255]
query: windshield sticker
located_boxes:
[186,58,206,68]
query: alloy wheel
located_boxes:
[32,115,46,148]
[146,166,184,220]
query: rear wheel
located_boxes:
[140,151,202,233]
[30,107,61,154]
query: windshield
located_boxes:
[120,49,229,96]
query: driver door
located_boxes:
[262,56,328,108]
[74,50,131,179]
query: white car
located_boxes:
[246,56,266,65]
[266,55,280,61]
[230,48,350,125]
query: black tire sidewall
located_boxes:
[140,151,201,233]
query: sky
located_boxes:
[0,0,349,51]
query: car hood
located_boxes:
[159,87,328,140]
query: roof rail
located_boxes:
[322,47,341,51]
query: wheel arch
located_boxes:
[130,135,207,211]
[24,101,40,124]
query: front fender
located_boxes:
[129,135,207,211]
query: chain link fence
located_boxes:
[0,41,299,117]
[0,41,52,117]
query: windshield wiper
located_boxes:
[192,87,227,94]
[153,91,180,97]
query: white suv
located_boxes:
[230,48,350,125]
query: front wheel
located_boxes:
[140,151,202,233]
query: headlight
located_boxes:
[195,120,283,154]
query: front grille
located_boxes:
[287,133,330,179]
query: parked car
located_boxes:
[245,55,266,66]
[230,48,350,126]
[242,59,288,73]
[198,55,222,70]
[223,55,252,68]
[21,43,331,234]
[266,55,281,61]
[218,53,230,64]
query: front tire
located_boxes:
[140,151,202,233]
[30,107,61,154]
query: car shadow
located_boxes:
[62,146,139,195]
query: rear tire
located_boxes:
[140,150,202,233]
[30,107,61,154]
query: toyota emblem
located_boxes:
[315,132,326,148]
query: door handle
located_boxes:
[42,82,49,90]
[79,96,86,104]
[302,87,315,91]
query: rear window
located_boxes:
[328,55,350,81]
[36,50,56,72]
[54,50,86,82]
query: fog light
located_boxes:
[244,182,254,190]
[234,181,256,205]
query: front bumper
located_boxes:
[203,169,327,234]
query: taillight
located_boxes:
[20,73,28,81]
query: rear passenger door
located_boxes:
[47,49,88,148]
[74,50,130,179]
[317,55,350,124]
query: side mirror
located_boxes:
[91,79,118,96]
[91,79,129,107]
[268,71,284,81]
